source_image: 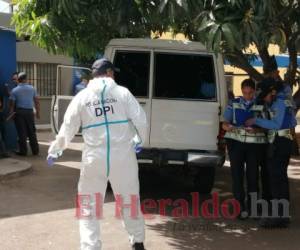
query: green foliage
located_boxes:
[158,0,300,53]
[12,0,163,60]
[157,0,300,84]
[13,0,300,85]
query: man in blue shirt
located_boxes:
[9,72,40,156]
[246,77,296,228]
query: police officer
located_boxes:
[246,77,296,227]
[260,56,293,203]
[9,72,40,156]
[223,79,267,219]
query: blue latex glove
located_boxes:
[134,145,142,154]
[132,134,142,154]
[47,155,57,167]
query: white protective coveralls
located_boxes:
[48,77,147,249]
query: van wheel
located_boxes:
[193,167,215,194]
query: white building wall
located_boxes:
[17,42,72,65]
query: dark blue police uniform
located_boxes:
[255,90,296,220]
[224,97,267,217]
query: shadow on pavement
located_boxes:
[1,132,300,249]
[138,160,300,250]
[0,143,114,219]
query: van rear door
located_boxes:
[150,52,220,151]
[51,65,91,134]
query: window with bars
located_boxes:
[17,62,58,97]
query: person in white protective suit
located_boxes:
[47,58,147,250]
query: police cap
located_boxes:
[91,58,119,76]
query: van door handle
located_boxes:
[139,101,146,105]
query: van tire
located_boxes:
[193,167,215,194]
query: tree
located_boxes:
[12,0,162,62]
[13,0,300,87]
[157,0,300,85]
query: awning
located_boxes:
[0,25,15,32]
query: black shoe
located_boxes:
[259,217,290,228]
[14,151,27,156]
[0,153,10,158]
[132,242,145,250]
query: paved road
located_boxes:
[0,131,300,250]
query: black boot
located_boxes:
[259,217,290,228]
[235,201,248,220]
[0,152,10,158]
[14,150,27,156]
[132,242,145,250]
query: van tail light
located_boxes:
[217,122,226,152]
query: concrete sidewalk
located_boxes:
[0,158,32,180]
[1,132,300,250]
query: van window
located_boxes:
[113,51,150,97]
[154,53,217,100]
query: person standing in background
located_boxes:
[5,72,18,95]
[246,78,297,228]
[9,72,40,156]
[223,79,267,219]
[263,56,299,155]
[75,76,89,95]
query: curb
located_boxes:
[0,159,33,181]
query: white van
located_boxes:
[52,38,228,193]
